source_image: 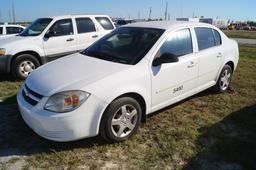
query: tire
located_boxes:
[213,64,233,93]
[11,54,40,80]
[100,97,142,143]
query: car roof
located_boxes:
[48,14,111,20]
[0,24,25,27]
[123,21,214,30]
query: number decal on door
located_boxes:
[173,85,183,93]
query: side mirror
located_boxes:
[152,53,179,66]
[44,31,54,39]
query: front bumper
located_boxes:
[0,55,12,73]
[17,86,108,142]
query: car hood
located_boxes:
[26,53,130,96]
[0,35,34,47]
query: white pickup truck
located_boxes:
[0,14,115,80]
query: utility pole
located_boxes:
[12,3,16,23]
[138,10,140,20]
[9,9,12,23]
[0,10,1,23]
[164,2,168,21]
[149,7,152,20]
[180,0,183,18]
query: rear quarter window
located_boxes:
[0,27,3,35]
[95,17,114,30]
[195,27,215,51]
[213,29,222,46]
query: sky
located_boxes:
[0,0,255,22]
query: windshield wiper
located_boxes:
[82,50,128,64]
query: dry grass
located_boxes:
[223,30,256,39]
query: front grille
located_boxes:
[22,84,44,106]
[25,84,43,99]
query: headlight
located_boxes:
[0,48,6,56]
[44,90,90,113]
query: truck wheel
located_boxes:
[12,54,40,80]
[213,64,233,93]
[100,97,142,143]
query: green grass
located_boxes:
[223,30,256,39]
[0,45,256,169]
[0,75,21,102]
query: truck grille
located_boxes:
[22,84,43,106]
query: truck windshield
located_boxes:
[82,27,164,65]
[19,18,53,36]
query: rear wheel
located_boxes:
[12,54,40,80]
[213,64,233,93]
[100,97,142,143]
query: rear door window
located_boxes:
[0,27,3,35]
[195,27,215,51]
[6,27,24,34]
[160,29,193,57]
[95,17,114,30]
[76,18,96,33]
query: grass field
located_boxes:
[224,30,256,39]
[0,45,256,169]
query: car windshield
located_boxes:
[19,18,52,36]
[82,27,164,65]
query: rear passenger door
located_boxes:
[75,17,100,50]
[194,27,223,86]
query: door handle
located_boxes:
[187,61,196,68]
[66,38,74,42]
[217,52,222,58]
[92,35,99,38]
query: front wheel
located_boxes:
[213,65,233,93]
[100,97,142,143]
[11,54,40,80]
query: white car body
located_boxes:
[0,24,25,39]
[17,21,239,142]
[0,14,115,75]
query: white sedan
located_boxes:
[17,21,239,142]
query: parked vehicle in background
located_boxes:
[0,14,115,80]
[17,21,239,143]
[115,19,136,27]
[0,24,25,39]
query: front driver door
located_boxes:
[151,28,199,110]
[43,19,77,60]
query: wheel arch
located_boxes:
[225,60,235,72]
[115,92,147,123]
[100,92,147,127]
[11,51,42,68]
